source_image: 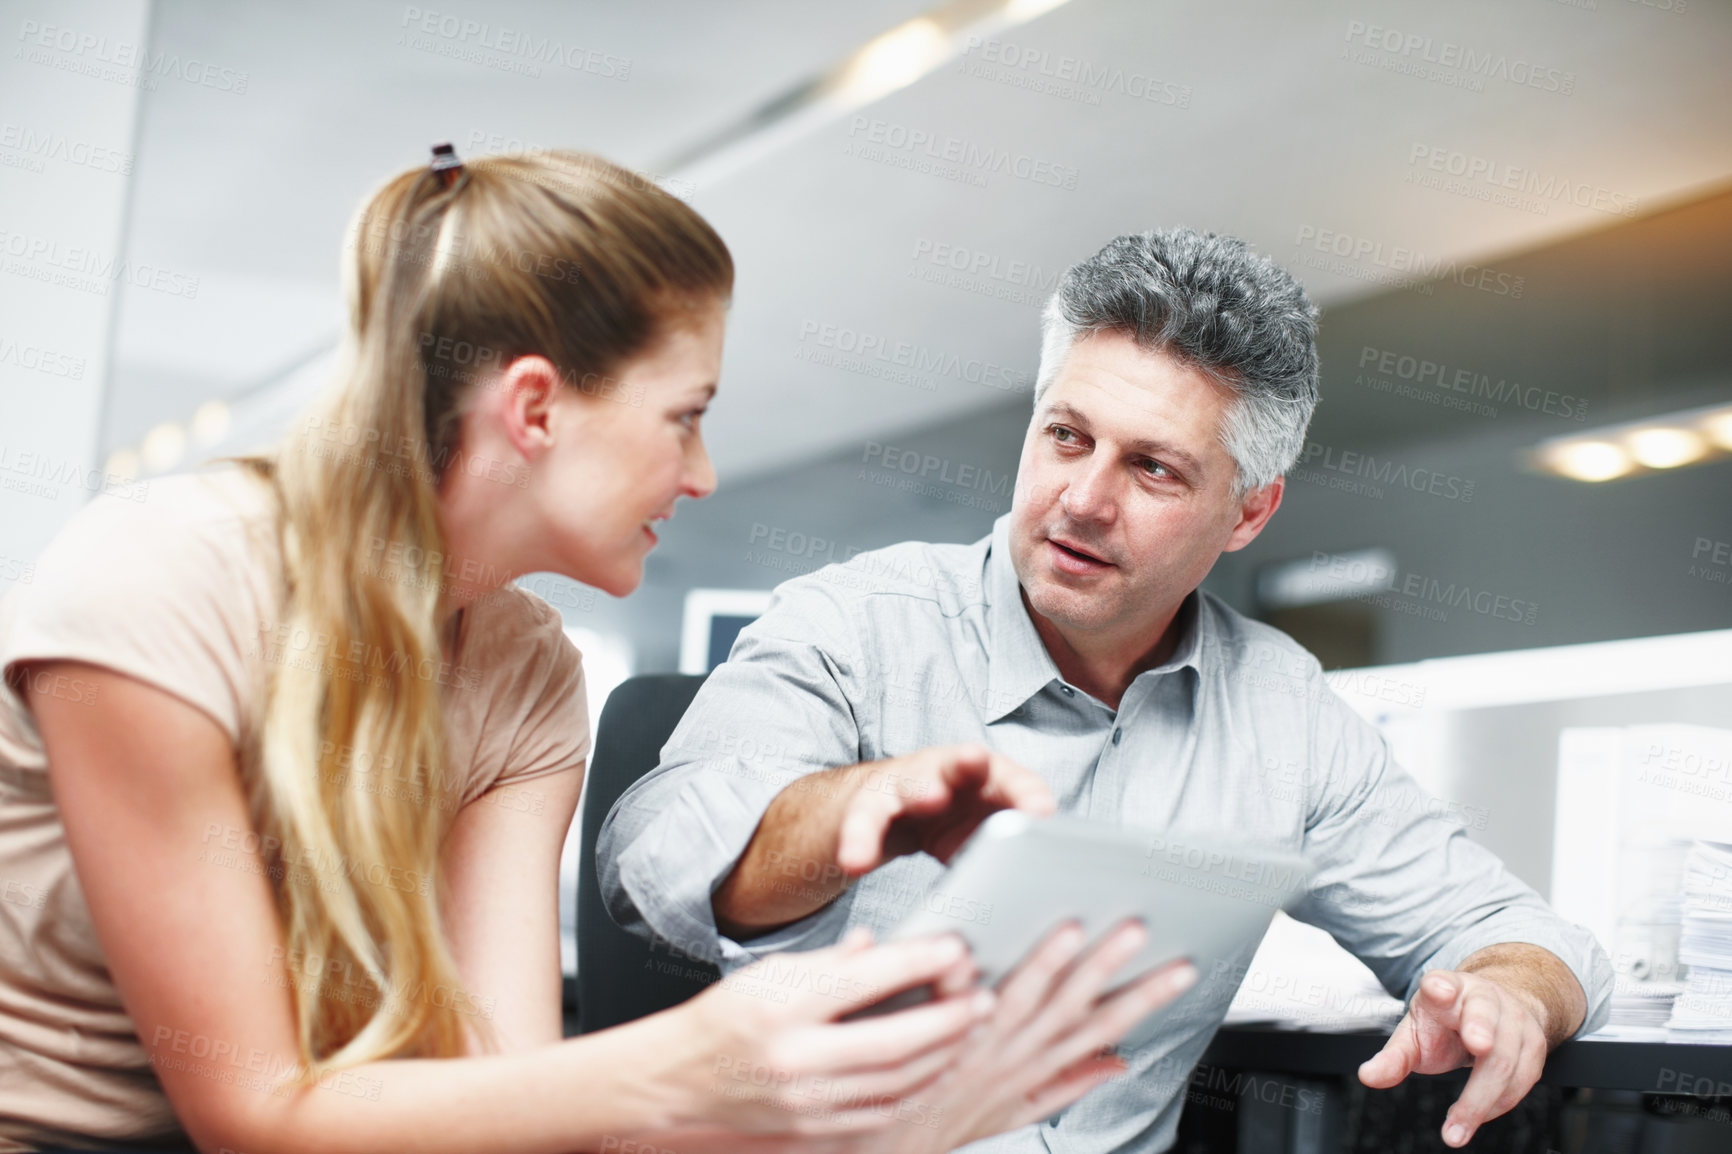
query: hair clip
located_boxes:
[430,142,464,189]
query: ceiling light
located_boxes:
[104,449,140,484]
[833,18,953,105]
[1004,0,1072,19]
[140,423,186,474]
[190,399,231,446]
[1544,441,1631,483]
[1528,400,1732,482]
[1701,410,1732,451]
[661,0,1078,190]
[1625,427,1707,469]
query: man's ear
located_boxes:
[491,355,566,462]
[1223,476,1284,553]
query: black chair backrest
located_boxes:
[575,673,722,1033]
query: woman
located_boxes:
[0,148,1192,1153]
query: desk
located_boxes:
[1185,1028,1732,1153]
[1203,1027,1732,1092]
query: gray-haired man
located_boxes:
[599,230,1612,1153]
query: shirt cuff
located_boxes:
[1407,910,1614,1038]
[606,774,769,965]
[715,889,858,972]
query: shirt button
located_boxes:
[1060,685,1075,697]
[1112,728,1122,745]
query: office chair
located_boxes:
[573,672,722,1033]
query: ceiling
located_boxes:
[104,0,1732,481]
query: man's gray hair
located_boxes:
[1035,229,1320,495]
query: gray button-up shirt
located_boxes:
[599,515,1612,1154]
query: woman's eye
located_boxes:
[679,410,705,430]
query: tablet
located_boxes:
[875,810,1313,1048]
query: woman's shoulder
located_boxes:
[23,465,275,598]
[40,464,276,568]
[467,585,580,679]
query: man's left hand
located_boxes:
[1357,968,1551,1149]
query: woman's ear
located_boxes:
[490,356,567,462]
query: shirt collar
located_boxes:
[982,514,1207,722]
[983,515,1063,722]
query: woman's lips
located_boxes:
[1047,537,1112,575]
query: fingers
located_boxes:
[835,748,970,874]
[988,921,1090,1043]
[793,988,994,1073]
[1358,1008,1425,1089]
[837,744,1053,874]
[1020,920,1150,1047]
[979,751,1057,818]
[836,785,909,875]
[931,952,980,1000]
[1010,1054,1128,1129]
[788,934,971,1018]
[1416,969,1466,1031]
[1037,957,1198,1076]
[1442,989,1543,1148]
[810,1031,966,1105]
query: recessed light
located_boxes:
[1529,401,1732,481]
[1625,427,1707,469]
[140,423,186,474]
[104,449,141,484]
[835,18,952,104]
[1702,410,1732,452]
[190,400,232,447]
[1545,441,1631,483]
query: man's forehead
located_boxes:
[1043,341,1229,429]
[1057,330,1222,393]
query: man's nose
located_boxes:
[1059,456,1118,525]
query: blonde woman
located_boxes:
[0,148,1191,1154]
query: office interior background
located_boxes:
[3,0,1730,1150]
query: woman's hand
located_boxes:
[859,920,1199,1153]
[655,929,993,1139]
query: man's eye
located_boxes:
[1139,458,1171,479]
[1051,425,1077,444]
[679,410,705,430]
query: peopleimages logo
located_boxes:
[1293,225,1524,298]
[844,116,1080,191]
[1294,441,1474,502]
[1342,21,1576,95]
[1406,145,1640,218]
[1356,345,1588,422]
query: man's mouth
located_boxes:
[1048,536,1113,568]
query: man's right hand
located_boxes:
[714,744,1054,939]
[835,743,1055,876]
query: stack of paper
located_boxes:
[1665,841,1732,1044]
[1609,977,1683,1028]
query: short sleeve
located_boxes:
[488,594,590,792]
[0,483,253,755]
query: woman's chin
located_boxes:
[595,562,643,599]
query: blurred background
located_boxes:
[3,0,1731,1131]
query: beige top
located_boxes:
[0,466,590,1150]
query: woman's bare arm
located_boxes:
[30,660,986,1154]
[441,764,585,1053]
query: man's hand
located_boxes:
[835,743,1054,876]
[1359,947,1584,1149]
[714,744,1053,939]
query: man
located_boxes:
[599,229,1612,1152]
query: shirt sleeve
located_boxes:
[488,594,590,792]
[597,572,866,970]
[1288,685,1614,1037]
[0,487,251,750]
